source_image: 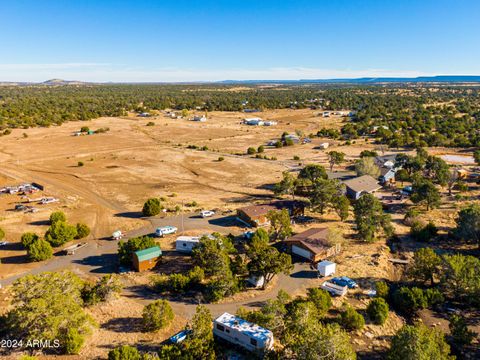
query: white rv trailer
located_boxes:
[213,312,274,353]
[175,236,200,253]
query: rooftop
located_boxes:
[215,312,273,342]
[343,175,381,193]
[284,227,332,255]
[238,200,304,219]
[134,246,162,262]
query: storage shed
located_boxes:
[133,246,162,272]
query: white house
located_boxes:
[317,260,336,277]
[213,312,274,353]
[175,236,200,253]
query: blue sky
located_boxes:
[0,0,478,82]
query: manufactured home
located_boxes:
[283,228,340,263]
[175,236,200,253]
[237,200,305,227]
[343,175,382,200]
[213,312,274,353]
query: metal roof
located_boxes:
[215,312,273,342]
[134,246,162,262]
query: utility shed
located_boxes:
[213,312,274,353]
[133,246,162,272]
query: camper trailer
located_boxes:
[175,236,200,253]
[213,312,274,353]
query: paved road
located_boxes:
[0,213,242,287]
[123,262,320,319]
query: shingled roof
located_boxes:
[284,228,331,255]
[343,175,381,193]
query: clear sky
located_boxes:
[0,0,478,82]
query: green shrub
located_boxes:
[108,345,141,360]
[424,288,444,307]
[410,220,438,242]
[142,300,174,331]
[21,232,39,248]
[340,305,365,331]
[63,327,84,354]
[142,198,162,217]
[50,211,67,225]
[257,145,264,153]
[393,287,428,314]
[367,298,389,325]
[293,155,300,160]
[45,221,78,247]
[306,288,332,317]
[0,227,4,240]
[75,223,91,239]
[247,147,256,155]
[218,156,224,161]
[375,281,389,299]
[78,161,84,167]
[27,238,53,262]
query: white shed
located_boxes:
[317,260,336,277]
[175,236,200,253]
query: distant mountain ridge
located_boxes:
[1,76,480,86]
[218,76,480,84]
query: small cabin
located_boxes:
[133,246,162,272]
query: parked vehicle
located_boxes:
[320,281,348,296]
[40,197,59,204]
[112,230,125,240]
[63,242,87,255]
[200,210,215,218]
[155,226,178,237]
[243,230,255,240]
[0,241,9,247]
[169,329,192,344]
[331,276,358,289]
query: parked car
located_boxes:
[155,225,178,237]
[331,276,358,289]
[243,230,255,240]
[200,210,215,218]
[14,204,26,211]
[0,241,9,247]
[169,329,192,344]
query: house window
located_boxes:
[250,338,257,347]
[216,324,225,332]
